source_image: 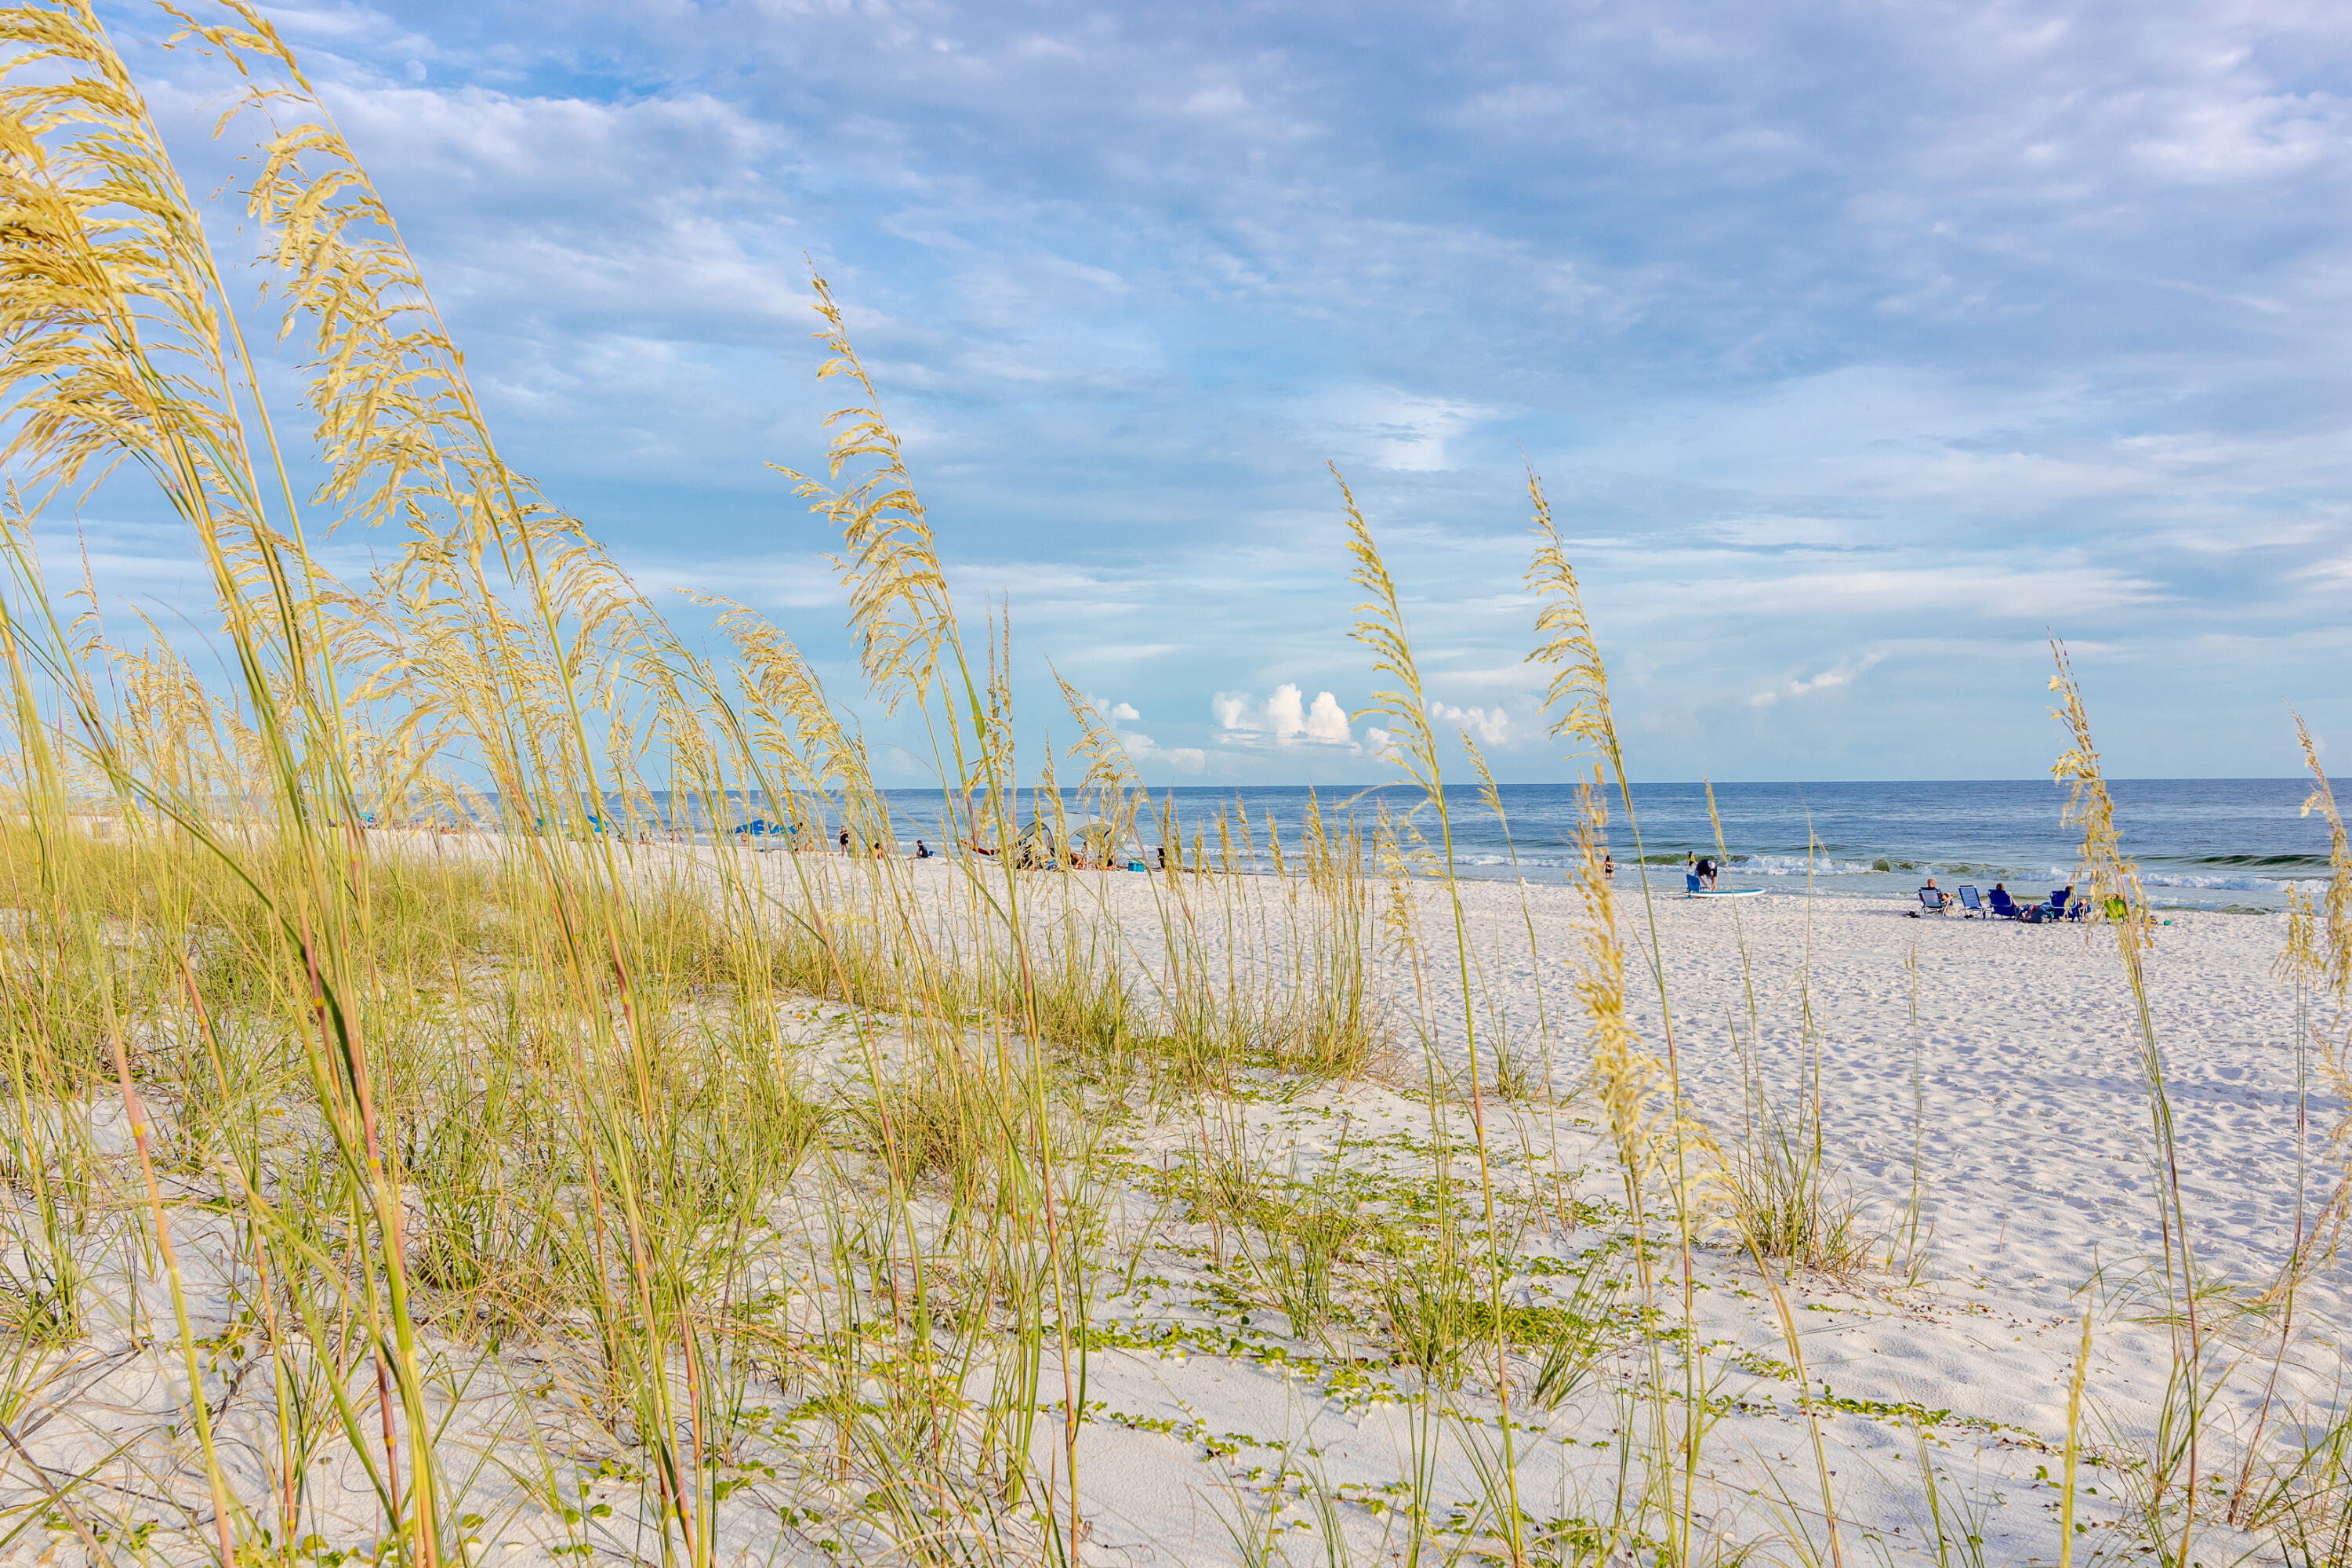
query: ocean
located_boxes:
[846,778,2334,912]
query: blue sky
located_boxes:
[71,0,2352,784]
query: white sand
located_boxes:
[908,866,2343,1565]
[6,855,2342,1566]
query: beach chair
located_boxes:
[1917,887,1951,915]
[1958,885,1984,917]
[1987,887,2020,919]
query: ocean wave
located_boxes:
[1731,855,1879,877]
[2141,873,2326,893]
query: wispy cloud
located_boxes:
[1748,653,1886,709]
[78,0,2352,782]
[1069,691,1204,775]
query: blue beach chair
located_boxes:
[1987,887,2020,919]
[1958,886,1984,917]
[1917,886,1952,915]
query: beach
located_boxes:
[856,859,2339,1563]
[9,837,2339,1568]
[3,1,2347,1561]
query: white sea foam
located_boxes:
[1733,854,1878,877]
[2141,872,2325,893]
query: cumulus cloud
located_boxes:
[1213,683,1357,747]
[1304,690,1352,743]
[1426,699,1512,746]
[1070,692,1202,773]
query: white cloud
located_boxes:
[1305,689,1352,743]
[1325,389,1501,472]
[1070,691,1143,724]
[1182,85,1250,118]
[1127,736,1207,773]
[1426,699,1512,745]
[1212,682,1358,748]
[1708,515,1853,548]
[99,0,2352,785]
[1267,682,1305,737]
[1065,693,1198,772]
[637,552,844,611]
[1748,653,1886,709]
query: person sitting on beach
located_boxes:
[915,838,931,859]
[1918,876,1952,913]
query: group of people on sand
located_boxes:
[816,827,936,859]
[961,838,1174,872]
[765,821,1179,871]
[1918,875,2078,920]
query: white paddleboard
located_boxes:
[1686,887,1764,898]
